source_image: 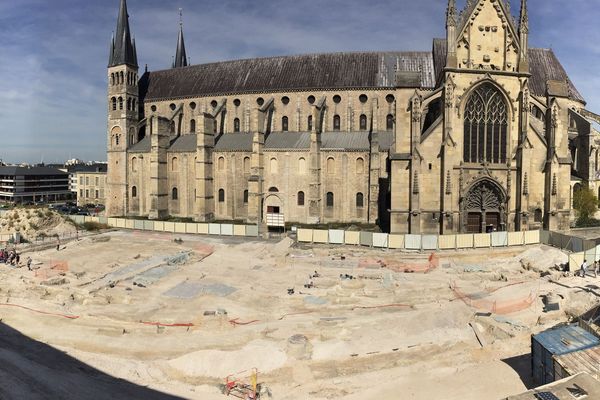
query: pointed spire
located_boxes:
[109,0,137,67]
[446,0,457,27]
[173,8,188,68]
[519,0,529,34]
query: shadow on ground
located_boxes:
[0,322,185,400]
[502,353,535,390]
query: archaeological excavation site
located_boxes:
[1,208,600,399]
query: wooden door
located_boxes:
[467,213,482,233]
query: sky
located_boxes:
[1,0,599,164]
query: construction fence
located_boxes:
[68,215,260,238]
[297,229,541,251]
[540,231,600,270]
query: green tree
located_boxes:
[573,186,598,225]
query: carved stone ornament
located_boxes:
[465,180,504,211]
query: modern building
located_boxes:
[106,0,598,233]
[504,372,600,400]
[0,166,70,204]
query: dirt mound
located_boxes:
[0,208,77,240]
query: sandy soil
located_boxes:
[0,230,595,400]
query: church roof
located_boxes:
[432,41,584,103]
[129,131,394,153]
[139,52,435,101]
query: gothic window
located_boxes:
[218,189,225,202]
[172,187,178,200]
[243,156,250,173]
[386,114,394,131]
[218,156,225,170]
[132,99,136,111]
[359,114,367,131]
[190,119,196,133]
[110,73,115,86]
[465,180,503,211]
[111,97,117,111]
[282,116,289,132]
[243,190,248,204]
[127,98,131,111]
[308,115,313,131]
[534,208,542,223]
[115,135,120,146]
[297,191,305,206]
[356,192,364,208]
[333,115,341,131]
[463,83,508,164]
[326,192,334,207]
[119,71,124,84]
[118,97,123,110]
[131,186,137,198]
[234,118,240,132]
[356,157,364,174]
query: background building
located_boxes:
[0,166,70,204]
[74,165,107,206]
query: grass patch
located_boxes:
[80,221,109,231]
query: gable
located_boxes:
[456,0,520,72]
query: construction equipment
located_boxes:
[222,368,262,399]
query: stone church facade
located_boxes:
[106,0,599,234]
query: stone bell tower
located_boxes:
[106,0,139,217]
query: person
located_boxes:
[26,257,32,271]
[581,259,588,278]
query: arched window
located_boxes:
[243,190,249,204]
[171,157,178,171]
[111,97,117,111]
[282,116,289,132]
[268,187,279,193]
[127,98,131,111]
[327,157,335,174]
[298,191,305,206]
[190,119,196,133]
[218,189,225,202]
[359,114,367,131]
[243,156,250,173]
[326,192,334,207]
[356,192,364,208]
[115,135,120,146]
[534,208,542,223]
[463,83,508,164]
[386,114,394,131]
[298,157,306,174]
[234,118,240,133]
[131,186,137,198]
[110,73,115,85]
[356,192,365,208]
[333,115,341,131]
[172,187,178,200]
[132,99,136,111]
[218,156,225,170]
[120,71,124,84]
[270,157,278,174]
[131,157,137,172]
[118,97,123,110]
[356,157,364,174]
[307,115,313,131]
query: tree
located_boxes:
[573,186,598,225]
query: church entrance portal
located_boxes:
[462,179,506,233]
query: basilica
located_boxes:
[106,0,600,234]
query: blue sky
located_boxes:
[1,0,599,163]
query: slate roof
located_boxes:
[139,52,435,101]
[432,41,584,103]
[129,132,394,153]
[0,166,68,176]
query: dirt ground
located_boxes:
[0,230,597,400]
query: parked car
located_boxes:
[77,211,90,216]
